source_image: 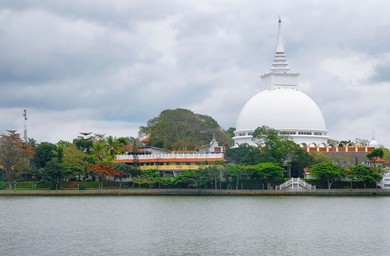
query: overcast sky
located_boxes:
[0,0,389,147]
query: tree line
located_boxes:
[0,108,388,190]
[0,130,138,189]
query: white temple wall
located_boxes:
[232,133,328,148]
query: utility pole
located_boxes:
[23,109,28,142]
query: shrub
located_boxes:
[0,181,7,190]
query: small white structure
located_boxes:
[233,18,328,147]
[199,134,224,154]
[276,178,315,191]
[369,137,382,149]
[377,172,390,189]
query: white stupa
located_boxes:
[369,132,382,148]
[233,18,329,147]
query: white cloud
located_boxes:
[320,53,376,85]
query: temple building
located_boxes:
[115,137,225,176]
[114,18,383,183]
[233,18,329,148]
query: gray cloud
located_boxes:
[0,0,389,147]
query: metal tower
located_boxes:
[23,109,28,142]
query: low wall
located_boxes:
[0,189,389,197]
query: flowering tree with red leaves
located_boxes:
[88,162,124,188]
[0,130,34,188]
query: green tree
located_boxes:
[73,132,94,154]
[173,171,209,189]
[367,148,384,167]
[0,130,34,188]
[33,142,57,169]
[290,150,315,177]
[226,127,236,138]
[57,140,70,161]
[245,162,284,189]
[114,162,140,180]
[157,176,175,188]
[382,148,390,160]
[348,165,382,188]
[224,164,246,190]
[91,141,106,162]
[252,126,301,166]
[139,108,232,150]
[201,165,221,189]
[62,144,88,180]
[254,126,300,161]
[42,159,66,187]
[105,135,125,160]
[225,143,262,165]
[132,170,159,188]
[311,162,345,189]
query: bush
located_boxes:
[82,182,100,189]
[13,182,52,190]
[302,179,377,189]
[0,181,7,190]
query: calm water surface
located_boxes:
[1,196,389,256]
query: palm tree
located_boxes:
[105,136,124,160]
[92,141,106,161]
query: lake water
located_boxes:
[1,196,389,256]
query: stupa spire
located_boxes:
[271,17,290,73]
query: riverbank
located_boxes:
[0,188,389,196]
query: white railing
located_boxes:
[116,153,224,161]
[276,178,315,191]
[278,179,293,190]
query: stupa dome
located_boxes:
[369,139,381,148]
[236,88,326,132]
[233,18,328,147]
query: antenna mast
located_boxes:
[23,109,28,142]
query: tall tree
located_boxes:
[42,159,66,186]
[62,144,88,180]
[88,162,123,188]
[226,127,236,138]
[0,130,34,188]
[33,142,58,169]
[105,136,125,160]
[224,164,246,190]
[73,132,94,154]
[57,140,70,161]
[139,108,232,150]
[252,126,306,177]
[225,143,262,165]
[91,141,106,162]
[201,165,221,189]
